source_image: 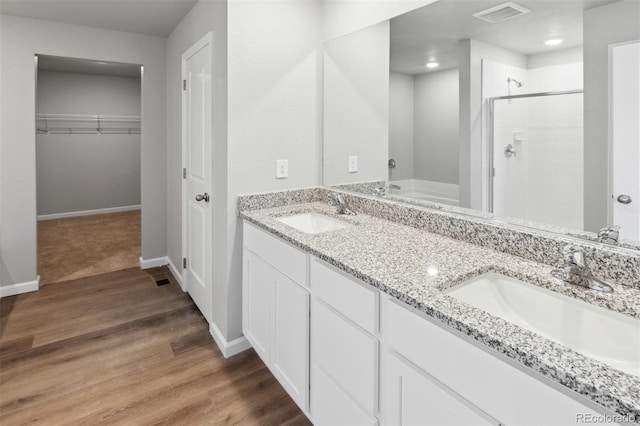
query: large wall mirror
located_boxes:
[323,0,640,249]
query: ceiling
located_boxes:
[0,0,198,37]
[390,0,620,75]
[37,54,142,78]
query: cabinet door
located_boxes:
[272,269,310,411]
[381,353,497,426]
[242,249,272,363]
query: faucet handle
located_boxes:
[597,226,620,245]
[560,245,588,269]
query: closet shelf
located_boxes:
[36,113,141,135]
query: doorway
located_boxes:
[610,40,640,241]
[181,32,214,322]
[35,55,143,285]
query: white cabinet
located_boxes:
[382,296,618,426]
[381,352,497,426]
[310,259,379,425]
[242,222,309,412]
[242,250,272,362]
[272,269,309,407]
[242,221,620,426]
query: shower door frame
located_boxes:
[486,89,584,213]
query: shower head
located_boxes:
[508,77,524,88]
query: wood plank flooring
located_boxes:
[38,211,141,285]
[0,267,311,425]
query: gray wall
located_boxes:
[36,71,141,216]
[584,0,640,232]
[0,14,166,288]
[414,68,459,184]
[389,72,414,181]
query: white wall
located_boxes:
[322,0,435,42]
[166,0,227,332]
[389,72,414,181]
[413,68,458,184]
[36,71,141,216]
[584,0,640,232]
[226,0,322,340]
[323,20,389,186]
[0,14,166,288]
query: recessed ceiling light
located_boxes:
[544,38,564,46]
[426,62,440,69]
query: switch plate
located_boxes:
[348,156,358,173]
[276,159,288,179]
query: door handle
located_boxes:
[617,194,632,204]
[195,193,210,203]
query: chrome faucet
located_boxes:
[328,193,357,215]
[551,245,613,293]
[597,226,620,245]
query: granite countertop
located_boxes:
[240,201,640,422]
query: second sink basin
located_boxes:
[445,272,639,377]
[276,212,351,234]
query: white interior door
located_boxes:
[611,41,640,241]
[182,33,213,323]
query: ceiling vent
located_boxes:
[472,2,530,23]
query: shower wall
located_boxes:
[493,93,584,230]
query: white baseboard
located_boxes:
[209,322,251,358]
[0,276,40,298]
[167,258,185,291]
[38,204,141,221]
[139,256,169,270]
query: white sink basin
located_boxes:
[445,272,640,376]
[276,212,351,234]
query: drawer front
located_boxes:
[312,299,378,416]
[243,221,307,286]
[381,352,497,426]
[383,297,609,426]
[311,258,378,334]
[311,363,378,426]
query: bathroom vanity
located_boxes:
[239,188,640,426]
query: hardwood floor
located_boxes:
[0,267,311,425]
[38,211,141,285]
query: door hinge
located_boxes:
[183,168,187,179]
[183,258,187,269]
[183,79,187,91]
[492,167,496,177]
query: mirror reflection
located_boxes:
[322,0,640,248]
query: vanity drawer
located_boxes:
[312,298,378,416]
[383,297,610,426]
[243,221,307,286]
[310,258,378,334]
[311,363,377,426]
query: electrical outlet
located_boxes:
[276,159,288,179]
[348,156,358,173]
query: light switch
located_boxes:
[276,159,288,179]
[348,156,358,173]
